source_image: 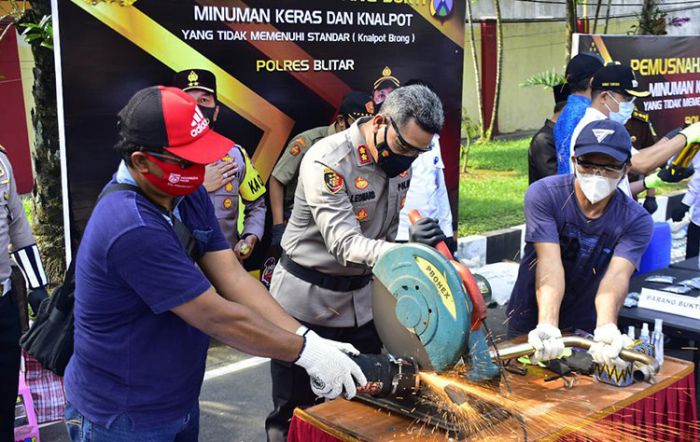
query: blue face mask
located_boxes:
[606,94,634,125]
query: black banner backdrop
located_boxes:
[53,0,465,270]
[574,34,700,137]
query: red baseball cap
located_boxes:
[118,86,232,164]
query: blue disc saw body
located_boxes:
[372,243,500,381]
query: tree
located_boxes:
[592,0,604,34]
[465,0,485,141]
[565,0,578,61]
[485,0,503,141]
[19,0,65,282]
[1,1,64,281]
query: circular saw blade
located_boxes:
[372,279,435,371]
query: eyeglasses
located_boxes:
[144,151,195,170]
[389,118,432,154]
[575,158,626,177]
[608,92,635,104]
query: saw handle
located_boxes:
[408,210,453,259]
[408,210,487,331]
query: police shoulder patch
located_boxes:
[290,144,302,156]
[323,167,344,194]
[632,110,649,122]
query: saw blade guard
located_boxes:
[373,243,472,372]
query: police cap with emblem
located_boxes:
[592,63,651,98]
[173,69,217,98]
[339,91,374,119]
[373,66,400,91]
[574,119,632,162]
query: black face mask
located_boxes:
[374,126,416,178]
[200,106,217,129]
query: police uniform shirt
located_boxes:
[208,145,266,247]
[270,117,410,327]
[0,152,37,283]
[271,124,336,215]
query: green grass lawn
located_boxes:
[458,138,529,236]
[457,138,686,236]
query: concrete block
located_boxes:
[485,227,522,264]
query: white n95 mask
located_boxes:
[576,170,619,204]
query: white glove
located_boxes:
[296,326,360,356]
[294,330,367,400]
[588,323,629,371]
[528,324,565,361]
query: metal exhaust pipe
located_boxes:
[489,336,660,375]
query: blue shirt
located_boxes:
[553,94,591,175]
[65,169,229,430]
[507,175,652,336]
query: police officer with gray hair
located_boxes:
[0,145,49,441]
[265,85,445,441]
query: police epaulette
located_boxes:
[632,110,649,122]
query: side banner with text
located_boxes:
[54,0,465,270]
[574,34,700,137]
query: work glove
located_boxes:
[642,172,662,190]
[27,287,49,317]
[671,203,690,222]
[294,329,367,400]
[680,122,700,145]
[271,223,285,250]
[528,324,565,361]
[296,326,360,356]
[642,196,658,215]
[658,164,694,183]
[409,217,447,247]
[588,323,630,371]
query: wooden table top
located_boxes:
[294,356,694,441]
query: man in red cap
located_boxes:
[63,86,366,441]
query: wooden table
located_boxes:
[290,357,696,441]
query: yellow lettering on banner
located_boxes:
[630,57,700,76]
[415,256,456,320]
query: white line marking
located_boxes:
[203,357,269,382]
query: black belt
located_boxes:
[280,253,372,292]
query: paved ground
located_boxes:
[39,345,272,442]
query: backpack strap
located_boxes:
[96,183,198,261]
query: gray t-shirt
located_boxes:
[507,174,653,335]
